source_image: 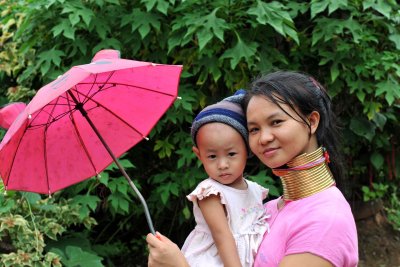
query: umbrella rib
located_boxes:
[3,121,29,189]
[66,92,99,176]
[86,72,114,99]
[43,97,62,194]
[77,82,176,97]
[73,72,115,106]
[72,89,149,138]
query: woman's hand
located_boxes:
[146,232,190,267]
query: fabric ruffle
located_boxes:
[187,180,227,205]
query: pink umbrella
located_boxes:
[0,102,27,129]
[0,49,182,234]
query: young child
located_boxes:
[181,90,269,267]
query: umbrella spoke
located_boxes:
[66,93,99,177]
[43,97,63,194]
[3,123,29,190]
[73,89,147,139]
[77,82,176,97]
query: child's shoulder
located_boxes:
[188,178,225,203]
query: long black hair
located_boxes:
[243,71,346,190]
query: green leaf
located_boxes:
[248,1,299,44]
[124,9,161,39]
[63,25,76,40]
[328,0,348,14]
[182,206,191,220]
[370,152,384,170]
[389,34,400,50]
[142,0,157,11]
[372,112,387,131]
[69,13,80,26]
[71,195,101,219]
[61,246,104,267]
[197,28,213,51]
[310,0,329,19]
[349,117,376,141]
[156,0,169,15]
[108,192,130,214]
[37,49,65,75]
[93,18,111,40]
[374,0,392,18]
[199,8,229,43]
[375,79,400,105]
[154,139,175,158]
[22,192,41,204]
[330,63,339,82]
[52,20,69,37]
[220,36,258,69]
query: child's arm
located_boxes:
[198,194,242,267]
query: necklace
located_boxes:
[272,147,335,202]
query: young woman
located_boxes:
[146,71,359,267]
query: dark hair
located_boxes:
[243,71,345,189]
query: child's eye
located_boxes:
[228,152,237,157]
[207,155,216,159]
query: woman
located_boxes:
[146,71,359,267]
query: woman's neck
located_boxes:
[272,147,335,202]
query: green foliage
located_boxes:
[0,183,97,266]
[0,0,400,265]
[361,183,389,202]
[386,186,400,231]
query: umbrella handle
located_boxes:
[68,91,156,235]
[122,170,156,235]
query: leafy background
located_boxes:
[0,0,399,266]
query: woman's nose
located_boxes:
[259,129,274,145]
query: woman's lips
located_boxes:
[262,148,278,157]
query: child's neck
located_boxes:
[224,176,247,190]
[272,147,335,201]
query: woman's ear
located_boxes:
[309,111,320,134]
[192,146,201,160]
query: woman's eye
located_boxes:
[272,120,283,125]
[248,127,259,134]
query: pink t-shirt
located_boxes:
[254,186,358,267]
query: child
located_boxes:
[181,90,269,267]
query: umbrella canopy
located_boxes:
[0,102,27,129]
[0,49,182,234]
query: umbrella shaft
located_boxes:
[67,91,156,235]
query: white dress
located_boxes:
[181,178,270,267]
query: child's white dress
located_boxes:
[181,178,270,267]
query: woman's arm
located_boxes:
[146,232,190,267]
[279,253,333,267]
[198,194,242,267]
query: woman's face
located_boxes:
[246,95,319,168]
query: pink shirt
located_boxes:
[254,186,358,267]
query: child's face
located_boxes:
[246,95,320,168]
[193,122,247,189]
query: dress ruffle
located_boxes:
[187,180,227,205]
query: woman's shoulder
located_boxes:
[285,187,356,230]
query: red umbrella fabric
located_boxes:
[0,102,27,129]
[0,49,182,234]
